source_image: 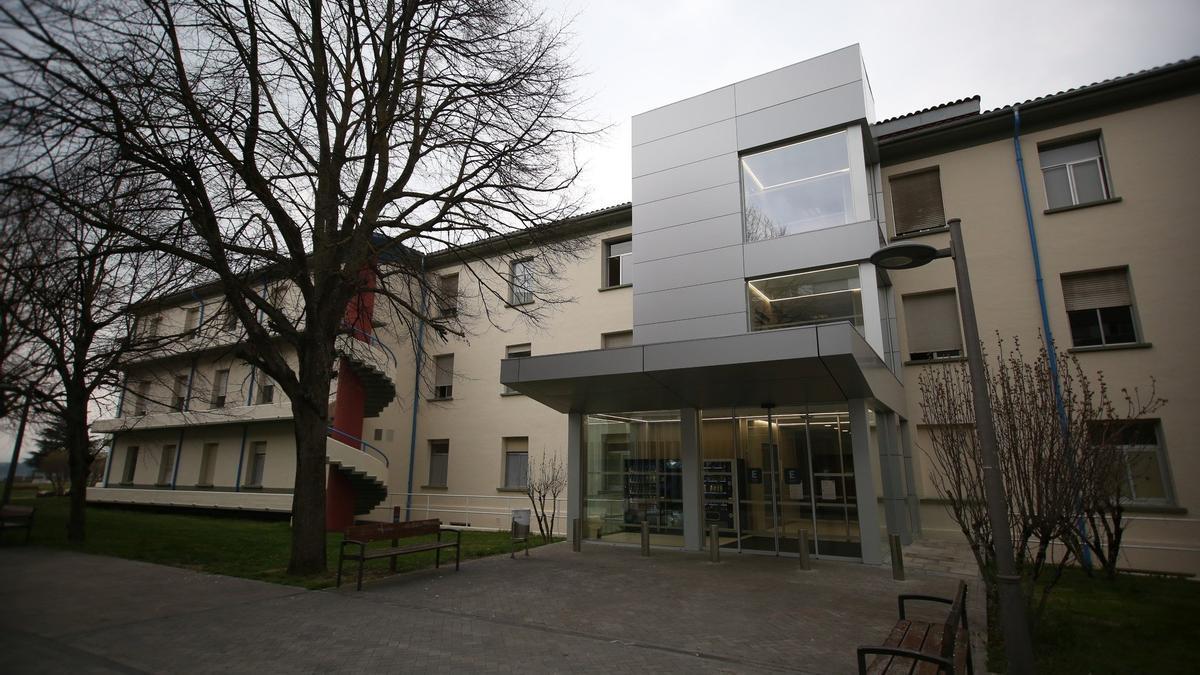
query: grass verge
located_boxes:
[986,568,1200,674]
[4,495,555,589]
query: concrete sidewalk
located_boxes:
[0,544,984,673]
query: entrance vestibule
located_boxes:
[582,404,873,560]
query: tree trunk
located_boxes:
[64,392,90,543]
[1,395,31,507]
[287,345,335,576]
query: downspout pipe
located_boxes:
[1013,107,1090,565]
[404,258,430,521]
[1012,107,1065,398]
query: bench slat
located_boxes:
[866,620,914,675]
[914,626,944,675]
[345,518,442,543]
[887,620,932,674]
[353,541,460,560]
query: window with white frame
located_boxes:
[132,380,151,415]
[184,306,201,333]
[502,344,531,394]
[903,290,963,361]
[1038,137,1111,209]
[172,373,189,411]
[437,273,459,317]
[121,446,139,484]
[502,437,529,489]
[604,238,632,287]
[1062,268,1138,348]
[157,445,176,485]
[221,303,239,331]
[198,443,218,486]
[256,377,276,405]
[741,130,853,241]
[428,440,449,487]
[432,354,454,399]
[1094,420,1172,503]
[889,167,946,236]
[509,259,534,305]
[210,368,230,408]
[245,441,267,487]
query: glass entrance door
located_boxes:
[700,406,861,559]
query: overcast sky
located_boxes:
[544,0,1200,209]
[3,0,1198,463]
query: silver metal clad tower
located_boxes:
[630,45,885,353]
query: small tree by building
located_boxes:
[919,335,1164,625]
[526,452,565,543]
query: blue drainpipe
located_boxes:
[404,257,430,521]
[1012,107,1090,565]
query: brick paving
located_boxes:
[1,542,986,673]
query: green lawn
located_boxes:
[4,496,553,589]
[987,568,1200,674]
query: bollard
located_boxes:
[640,520,650,556]
[797,529,812,570]
[572,518,582,552]
[709,524,720,563]
[890,534,905,580]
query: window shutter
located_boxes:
[434,355,454,386]
[904,290,962,354]
[1062,269,1130,311]
[890,169,945,235]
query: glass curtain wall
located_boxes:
[584,412,684,548]
[582,406,861,558]
[700,406,860,559]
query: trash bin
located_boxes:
[511,508,531,558]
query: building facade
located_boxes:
[92,47,1200,575]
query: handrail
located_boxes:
[339,322,397,365]
[327,426,390,467]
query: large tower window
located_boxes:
[741,131,853,241]
[747,265,863,333]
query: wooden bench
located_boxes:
[856,580,973,675]
[0,505,35,544]
[336,519,461,591]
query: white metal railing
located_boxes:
[388,491,567,535]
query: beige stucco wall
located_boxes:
[368,220,633,529]
[882,93,1200,573]
[107,421,300,492]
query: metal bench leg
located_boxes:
[336,555,344,588]
[455,542,460,571]
[357,557,365,591]
[435,546,441,569]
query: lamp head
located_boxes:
[869,242,947,270]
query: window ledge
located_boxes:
[892,225,950,241]
[1068,342,1152,354]
[904,356,967,366]
[242,485,263,491]
[427,396,454,402]
[598,283,632,292]
[1044,196,1122,215]
[420,484,448,491]
[496,487,527,493]
[499,391,524,397]
[506,300,535,308]
[1124,504,1187,515]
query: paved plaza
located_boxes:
[1,542,984,673]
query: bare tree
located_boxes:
[0,171,191,542]
[0,0,593,573]
[525,451,564,543]
[920,335,1163,624]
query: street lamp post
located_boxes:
[871,218,1035,673]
